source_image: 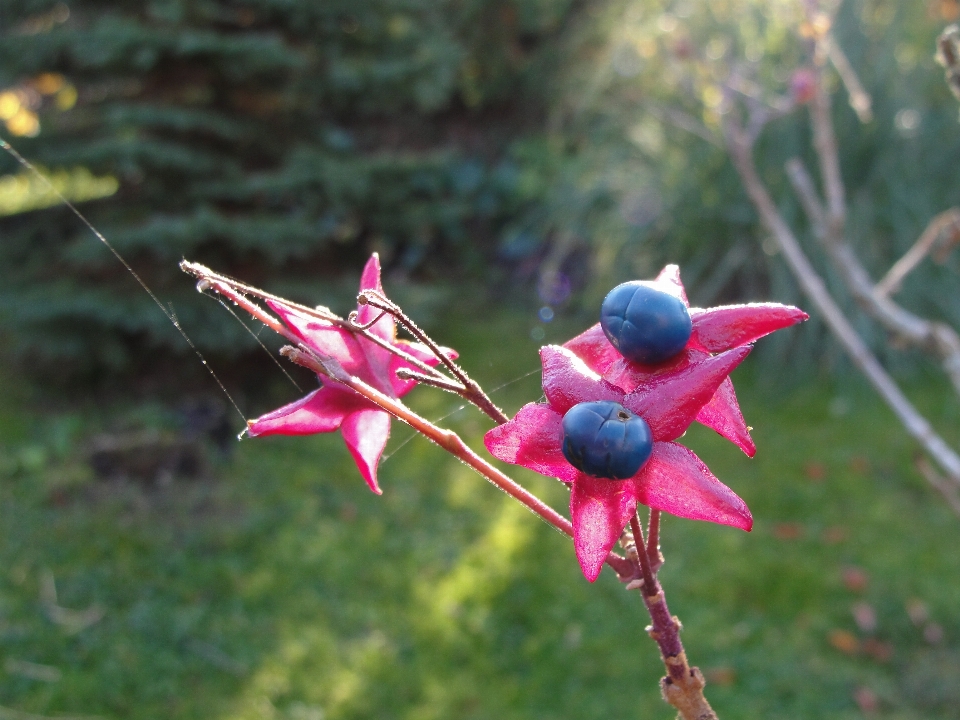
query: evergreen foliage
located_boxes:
[3,0,960,382]
[0,0,580,374]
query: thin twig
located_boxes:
[876,209,960,296]
[359,290,510,424]
[809,76,846,231]
[915,456,960,517]
[823,35,873,123]
[646,508,663,574]
[784,157,826,234]
[647,104,722,148]
[630,515,658,597]
[394,368,466,393]
[936,24,960,101]
[181,261,339,322]
[195,277,298,344]
[279,344,634,578]
[802,75,960,400]
[724,115,960,488]
[359,291,461,379]
[628,516,717,720]
[347,308,389,331]
[181,261,452,387]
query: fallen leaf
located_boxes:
[704,666,737,687]
[842,566,869,593]
[924,623,944,645]
[854,686,878,714]
[773,522,805,540]
[849,456,870,474]
[852,601,877,632]
[822,526,848,544]
[905,597,928,626]
[828,629,860,655]
[862,638,893,663]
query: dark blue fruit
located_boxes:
[561,401,653,480]
[600,281,692,364]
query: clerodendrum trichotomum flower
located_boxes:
[484,345,754,582]
[247,254,455,494]
[565,265,808,457]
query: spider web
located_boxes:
[1,138,544,450]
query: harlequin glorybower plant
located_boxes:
[181,255,806,720]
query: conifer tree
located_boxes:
[0,0,577,375]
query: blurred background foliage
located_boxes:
[4,1,960,718]
[0,0,583,378]
[1,0,959,383]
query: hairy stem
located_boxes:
[181,261,451,385]
[280,344,634,578]
[647,508,663,574]
[359,290,510,424]
[629,516,717,720]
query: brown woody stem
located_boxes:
[647,508,663,574]
[359,290,510,425]
[181,261,452,386]
[181,261,510,425]
[629,515,716,720]
[279,344,634,578]
[394,368,466,393]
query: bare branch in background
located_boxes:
[723,108,960,506]
[717,19,960,512]
[647,105,722,148]
[915,456,960,517]
[823,35,873,123]
[876,209,960,296]
[800,72,960,400]
[936,24,960,102]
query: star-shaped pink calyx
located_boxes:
[484,344,754,582]
[247,254,455,494]
[565,266,808,457]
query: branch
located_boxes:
[278,344,635,578]
[646,104,722,148]
[915,456,960,518]
[823,35,873,123]
[799,77,960,400]
[724,117,960,489]
[646,508,663,574]
[876,209,960,296]
[358,290,510,424]
[809,75,846,231]
[628,515,717,720]
[936,24,960,102]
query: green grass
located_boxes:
[2,310,960,719]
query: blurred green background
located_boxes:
[3,0,960,718]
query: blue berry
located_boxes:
[600,281,692,364]
[561,401,653,480]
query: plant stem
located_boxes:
[181,261,510,425]
[724,110,960,497]
[280,345,635,578]
[359,290,510,424]
[181,261,451,382]
[647,508,662,573]
[629,515,717,720]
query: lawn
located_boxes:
[2,307,959,720]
